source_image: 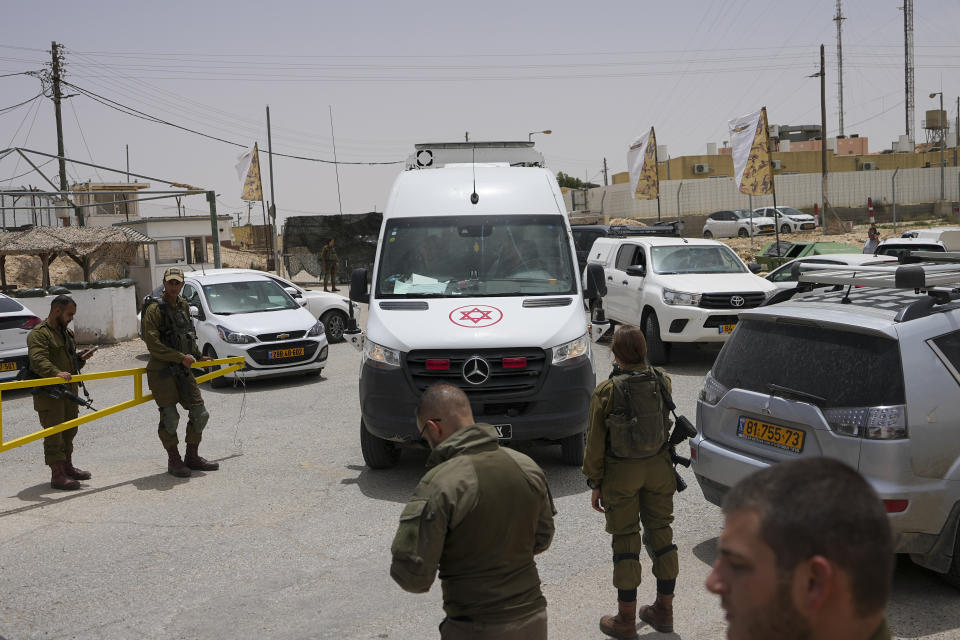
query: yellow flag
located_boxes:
[729,107,775,196]
[239,143,263,202]
[628,127,659,200]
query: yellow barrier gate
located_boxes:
[0,357,244,454]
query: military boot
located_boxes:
[599,600,638,639]
[166,446,192,478]
[639,594,674,633]
[184,443,219,471]
[49,461,81,490]
[64,453,92,480]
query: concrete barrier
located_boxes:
[17,286,138,344]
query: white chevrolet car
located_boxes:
[170,272,328,387]
[0,294,42,381]
[183,268,356,343]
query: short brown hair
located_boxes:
[611,325,647,365]
[723,458,893,617]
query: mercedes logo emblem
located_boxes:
[730,295,745,307]
[462,356,491,385]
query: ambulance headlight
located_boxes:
[552,333,590,366]
[362,340,401,370]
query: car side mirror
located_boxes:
[350,268,370,304]
[297,298,308,307]
[625,264,646,277]
[284,286,302,299]
[583,263,607,300]
[189,305,200,318]
[748,262,762,274]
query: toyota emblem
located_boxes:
[730,295,745,307]
[462,356,491,385]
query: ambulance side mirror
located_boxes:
[350,268,369,305]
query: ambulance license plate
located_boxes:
[269,347,305,360]
[719,323,736,334]
[0,361,17,372]
[493,424,512,440]
[737,416,805,453]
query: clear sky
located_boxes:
[1,0,957,227]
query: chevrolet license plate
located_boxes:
[493,424,512,440]
[269,347,305,360]
[719,323,736,334]
[737,417,805,453]
[0,361,17,372]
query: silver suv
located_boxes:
[691,260,960,585]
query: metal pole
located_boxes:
[329,106,343,217]
[656,195,661,222]
[940,92,946,201]
[821,44,828,236]
[676,182,683,219]
[126,144,130,183]
[207,191,222,268]
[266,105,280,275]
[892,168,899,234]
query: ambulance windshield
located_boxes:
[376,215,577,298]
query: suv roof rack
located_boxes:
[606,220,682,238]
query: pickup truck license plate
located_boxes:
[719,323,736,334]
[269,347,305,360]
[737,417,805,453]
[493,424,512,440]
[0,361,17,372]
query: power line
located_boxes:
[61,79,403,165]
[68,99,104,181]
[0,92,42,114]
[1,157,56,182]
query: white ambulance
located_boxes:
[349,142,601,468]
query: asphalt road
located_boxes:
[0,330,958,639]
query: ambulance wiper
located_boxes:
[768,383,826,406]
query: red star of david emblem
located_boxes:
[459,307,493,324]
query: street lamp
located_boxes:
[930,92,946,201]
[528,130,552,142]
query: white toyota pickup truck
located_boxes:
[585,236,777,364]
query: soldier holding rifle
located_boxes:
[27,295,97,490]
[141,267,217,478]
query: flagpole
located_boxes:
[763,107,781,257]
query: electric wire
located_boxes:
[0,92,42,115]
[68,99,104,181]
[3,157,56,183]
[3,98,42,186]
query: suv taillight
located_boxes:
[698,371,729,405]
[823,405,907,440]
[20,316,41,329]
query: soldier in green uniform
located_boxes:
[320,238,339,292]
[141,267,217,477]
[584,325,678,638]
[706,458,893,640]
[390,383,556,639]
[27,295,96,490]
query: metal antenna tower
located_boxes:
[834,0,846,136]
[903,0,915,143]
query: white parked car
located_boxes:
[702,209,775,239]
[764,253,898,290]
[586,236,777,365]
[753,206,818,234]
[173,272,328,387]
[0,294,42,381]
[181,268,355,343]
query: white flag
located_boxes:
[728,108,774,196]
[627,127,659,200]
[235,146,254,183]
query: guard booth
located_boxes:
[282,213,382,283]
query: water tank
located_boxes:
[926,110,948,130]
[706,142,718,155]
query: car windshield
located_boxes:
[0,296,24,313]
[375,215,577,298]
[201,280,299,314]
[876,243,944,258]
[713,319,904,407]
[779,207,807,217]
[650,245,747,274]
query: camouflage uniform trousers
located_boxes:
[323,262,338,289]
[439,608,547,640]
[147,368,209,449]
[601,450,679,589]
[38,401,80,465]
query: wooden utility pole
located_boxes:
[266,105,280,275]
[50,41,82,226]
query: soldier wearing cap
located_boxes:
[141,267,217,477]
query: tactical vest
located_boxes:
[605,368,669,459]
[145,296,196,354]
[438,447,545,622]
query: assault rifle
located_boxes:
[652,370,698,493]
[16,366,95,410]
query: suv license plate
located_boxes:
[737,417,804,453]
[0,361,17,372]
[269,347,305,360]
[493,424,512,440]
[719,323,736,334]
